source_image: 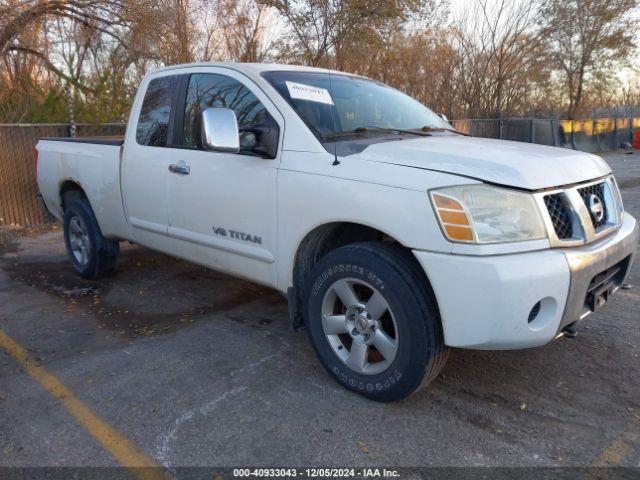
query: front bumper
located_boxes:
[414,212,638,349]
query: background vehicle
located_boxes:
[36,63,639,401]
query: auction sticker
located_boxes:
[286,81,334,105]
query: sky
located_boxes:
[449,0,497,16]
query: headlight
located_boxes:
[430,184,547,243]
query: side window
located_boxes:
[136,76,179,147]
[182,73,272,152]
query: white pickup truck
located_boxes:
[37,62,638,401]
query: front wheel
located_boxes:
[304,242,449,402]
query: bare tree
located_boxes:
[1,0,639,123]
[539,0,638,119]
[218,0,277,62]
[0,0,130,55]
[0,0,134,95]
[451,0,546,118]
[259,0,424,67]
[127,0,202,65]
[620,69,640,117]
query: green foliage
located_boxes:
[73,71,134,123]
[0,85,68,123]
[29,89,68,123]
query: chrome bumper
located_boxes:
[559,212,638,329]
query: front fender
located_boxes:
[275,151,470,291]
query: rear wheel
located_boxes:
[304,242,449,401]
[63,199,119,279]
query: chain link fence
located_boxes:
[1,118,639,227]
[0,123,125,227]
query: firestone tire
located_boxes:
[304,242,449,402]
[63,199,119,279]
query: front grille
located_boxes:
[544,193,573,239]
[539,177,619,245]
[578,182,608,230]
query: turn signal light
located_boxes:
[432,193,474,241]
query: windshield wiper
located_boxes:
[321,126,431,141]
[416,125,470,136]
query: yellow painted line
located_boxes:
[0,329,165,480]
[597,437,632,466]
[585,410,640,479]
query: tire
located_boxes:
[304,242,449,402]
[63,199,119,279]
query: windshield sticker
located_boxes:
[285,81,334,105]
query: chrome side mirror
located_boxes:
[200,107,240,153]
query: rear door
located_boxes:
[122,73,183,247]
[166,68,283,286]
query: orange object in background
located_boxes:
[633,130,640,149]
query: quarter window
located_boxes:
[136,76,179,147]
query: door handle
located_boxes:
[168,163,190,175]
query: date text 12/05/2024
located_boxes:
[233,468,400,477]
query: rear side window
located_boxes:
[136,76,179,147]
[182,73,268,149]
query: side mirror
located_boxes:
[200,107,240,153]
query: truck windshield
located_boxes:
[261,71,451,142]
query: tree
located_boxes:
[539,0,638,119]
[217,0,277,62]
[259,0,428,67]
[1,0,639,123]
[0,1,130,55]
[0,0,133,93]
[451,0,547,118]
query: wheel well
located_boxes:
[60,181,87,211]
[288,222,407,329]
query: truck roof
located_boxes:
[151,62,358,78]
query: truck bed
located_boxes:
[37,136,128,240]
[41,136,124,146]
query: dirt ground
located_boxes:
[1,150,639,472]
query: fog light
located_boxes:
[527,297,557,332]
[528,301,542,324]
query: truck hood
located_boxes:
[356,135,611,190]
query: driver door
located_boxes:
[166,68,283,287]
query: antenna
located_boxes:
[329,70,340,166]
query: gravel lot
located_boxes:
[1,150,639,471]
